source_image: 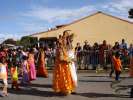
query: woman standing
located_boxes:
[53,31,77,95]
[67,34,78,92]
[21,56,30,85]
[37,46,48,77]
[28,48,36,81]
[0,56,8,96]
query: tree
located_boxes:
[20,36,38,47]
[128,9,133,18]
[2,38,16,45]
[20,36,31,47]
[16,40,21,46]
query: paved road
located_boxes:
[1,72,133,100]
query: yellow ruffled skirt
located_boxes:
[53,61,74,95]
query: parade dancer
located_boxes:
[37,46,48,77]
[28,49,36,81]
[67,33,78,92]
[0,56,8,96]
[10,66,20,90]
[53,30,77,95]
[21,56,30,85]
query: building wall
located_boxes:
[32,12,133,46]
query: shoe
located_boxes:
[71,92,76,94]
[130,95,133,98]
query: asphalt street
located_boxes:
[0,72,133,100]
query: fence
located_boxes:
[45,50,130,70]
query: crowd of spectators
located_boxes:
[75,39,133,70]
[0,38,133,70]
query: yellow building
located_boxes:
[30,11,133,46]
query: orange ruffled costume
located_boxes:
[37,49,48,77]
[53,48,74,95]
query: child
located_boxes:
[0,56,8,96]
[21,56,30,85]
[112,52,122,81]
[10,65,20,90]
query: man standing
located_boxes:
[99,40,108,70]
[83,40,91,70]
[120,39,127,50]
[75,43,82,69]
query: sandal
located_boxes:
[2,91,8,97]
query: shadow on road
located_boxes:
[82,76,130,79]
[82,76,107,78]
[79,80,112,83]
[74,92,129,98]
[114,85,133,93]
[117,85,133,88]
[8,88,67,97]
[30,83,52,88]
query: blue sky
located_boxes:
[0,0,133,42]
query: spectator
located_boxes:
[99,40,108,69]
[75,43,82,69]
[121,48,128,68]
[112,42,120,53]
[83,40,91,70]
[120,39,127,50]
[91,42,99,69]
[109,42,120,77]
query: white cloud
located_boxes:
[102,0,133,22]
[22,0,133,24]
[20,22,48,33]
[103,0,133,14]
[23,5,96,23]
[0,33,20,43]
[113,0,133,12]
[19,5,97,36]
